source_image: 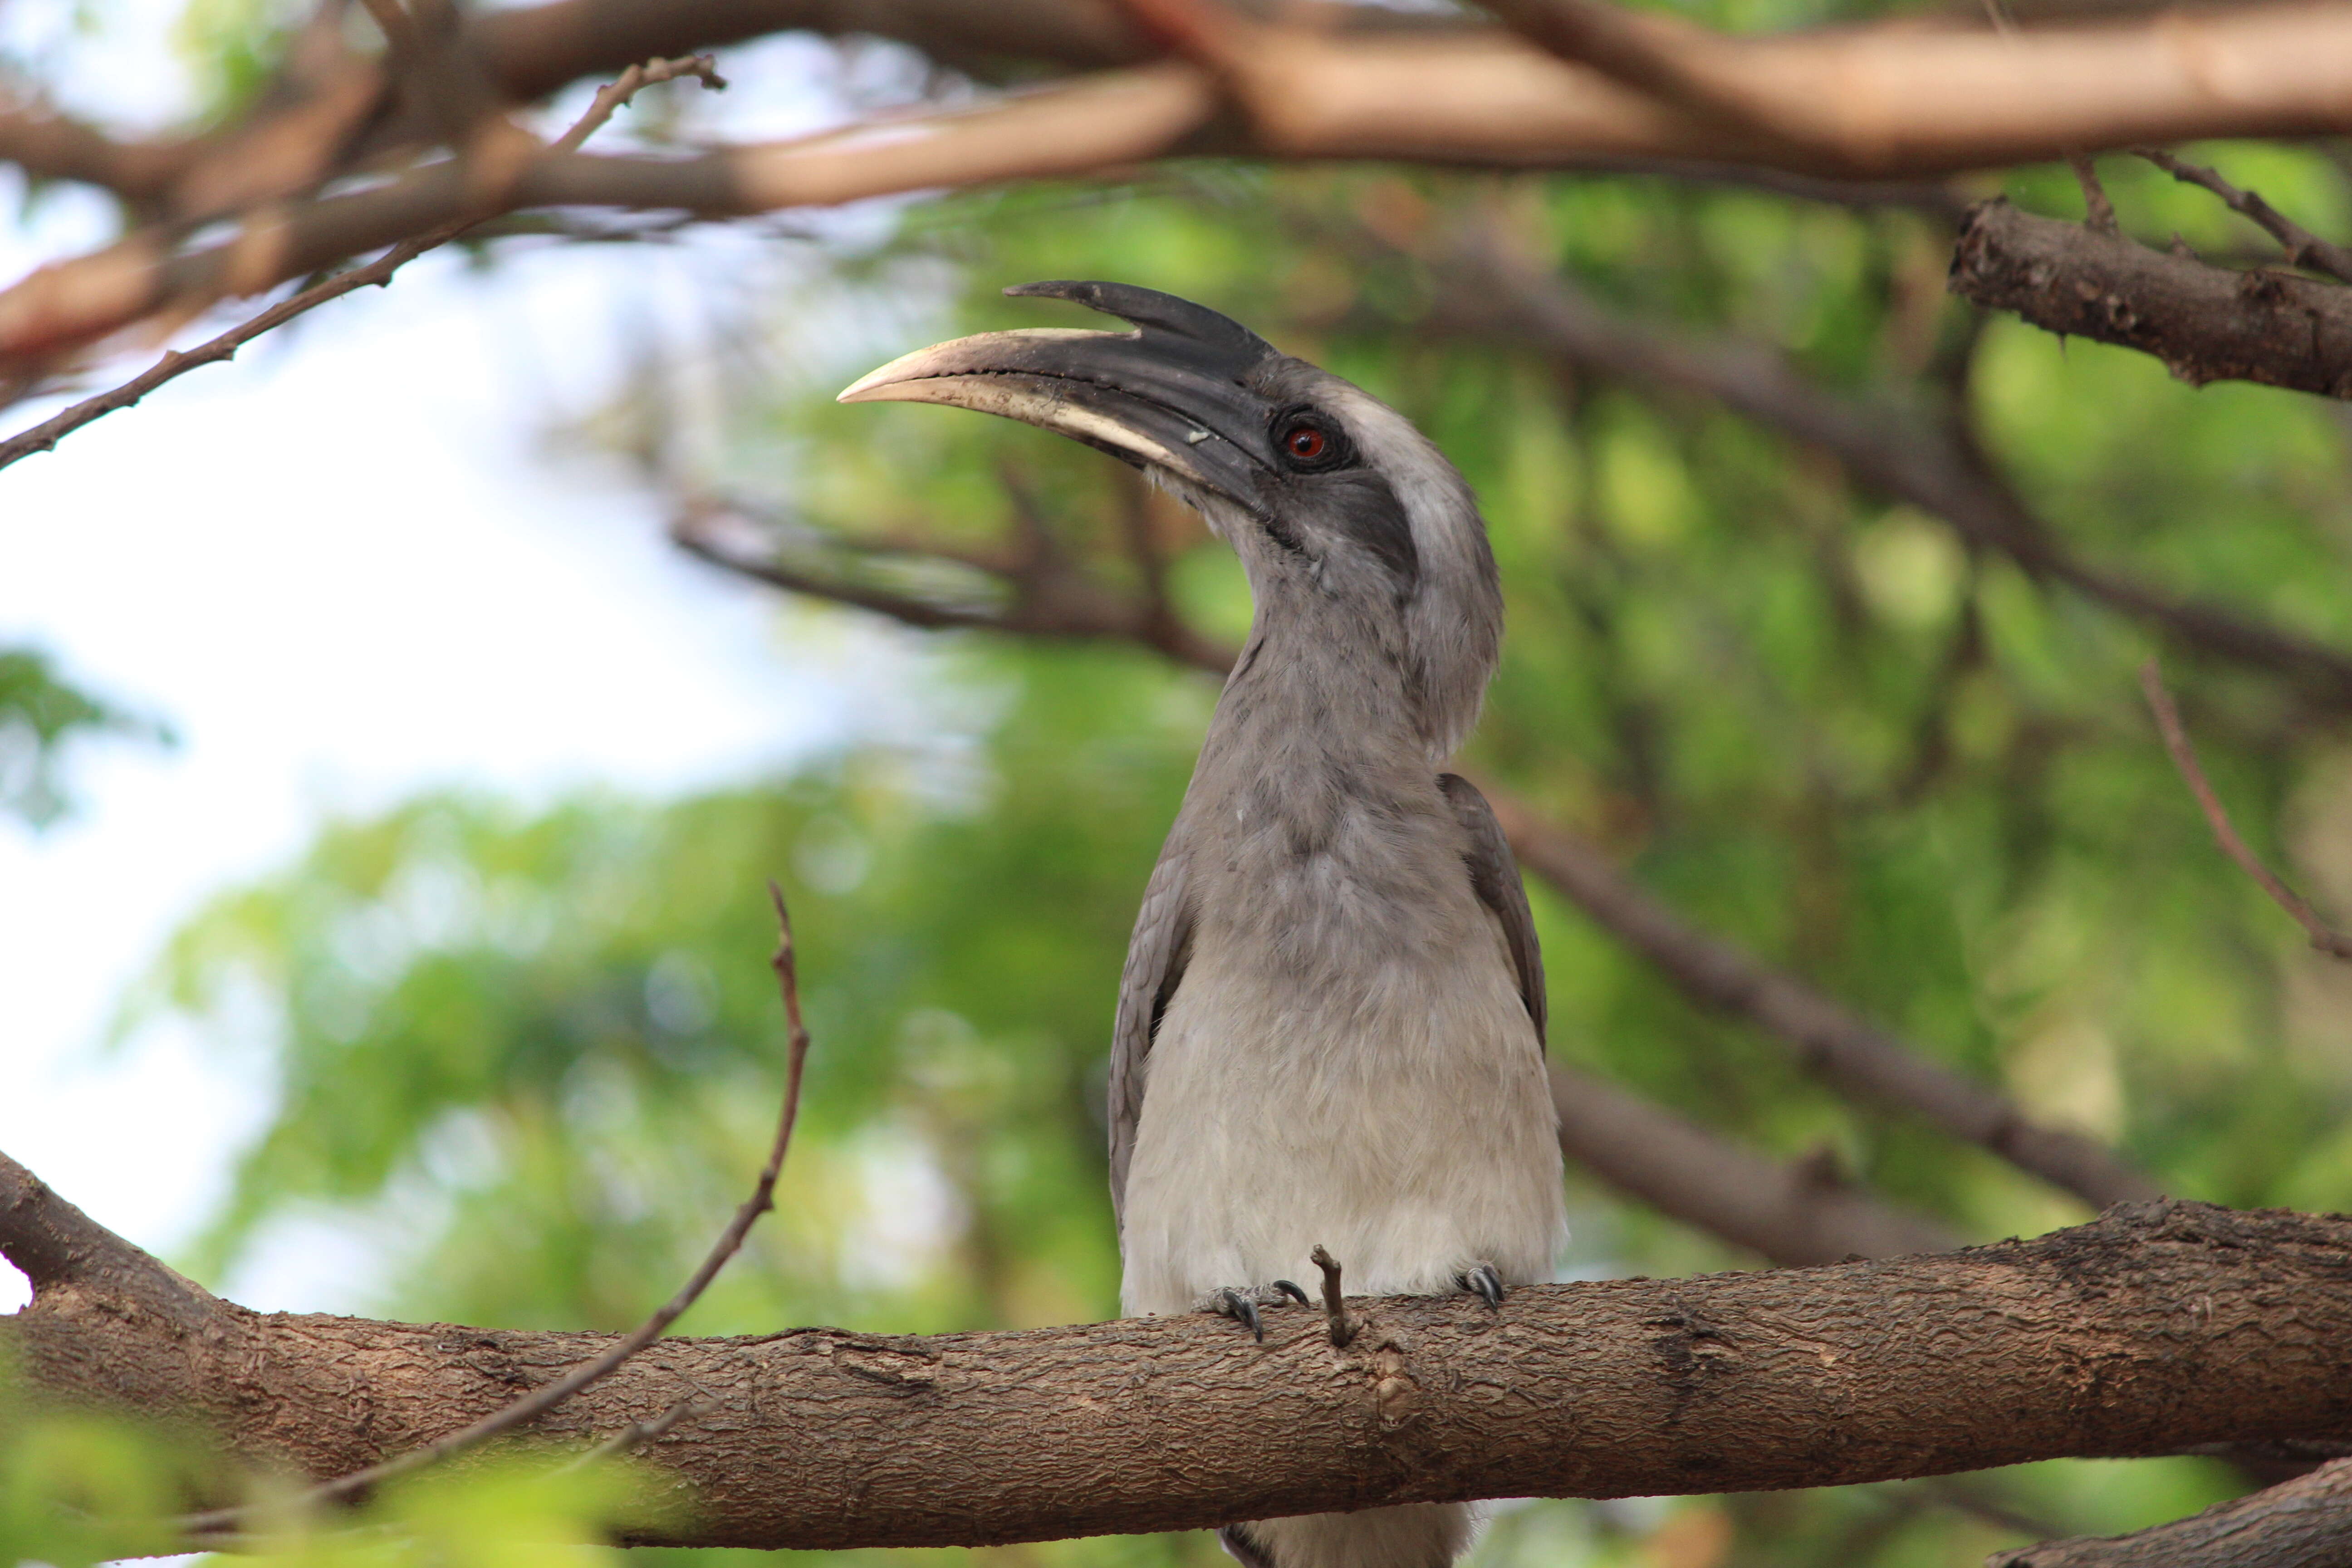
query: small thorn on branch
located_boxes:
[1308,1245,1357,1348]
[2140,660,2352,963]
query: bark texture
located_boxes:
[1950,198,2352,400]
[10,1197,2352,1550]
[1992,1457,2352,1568]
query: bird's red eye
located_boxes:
[1286,426,1327,460]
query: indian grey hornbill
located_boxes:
[841,282,1564,1568]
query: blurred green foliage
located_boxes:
[24,11,2352,1565]
[0,646,158,826]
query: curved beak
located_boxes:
[838,325,1279,506]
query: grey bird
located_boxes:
[842,282,1564,1568]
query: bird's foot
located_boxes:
[1455,1262,1505,1309]
[1196,1280,1310,1342]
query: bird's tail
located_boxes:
[1219,1503,1479,1568]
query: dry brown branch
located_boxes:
[0,56,722,475]
[2139,661,2352,963]
[1475,0,1814,156]
[8,1188,2351,1550]
[1992,1457,2352,1568]
[1950,197,2352,400]
[0,90,197,205]
[14,1,2352,374]
[1221,1,2352,172]
[2138,148,2352,286]
[176,879,813,1534]
[1399,219,2352,713]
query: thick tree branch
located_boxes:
[0,1149,216,1335]
[1992,1457,2352,1568]
[7,1186,2351,1549]
[1950,197,2352,401]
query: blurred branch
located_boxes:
[0,57,723,475]
[1992,1457,2352,1568]
[1399,217,2352,714]
[0,90,197,206]
[1547,1063,1959,1264]
[177,880,813,1535]
[15,1,2352,374]
[1484,787,2160,1210]
[671,492,1237,672]
[2139,661,2352,963]
[1950,197,2352,401]
[673,489,2160,1214]
[7,1182,2351,1548]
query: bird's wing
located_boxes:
[1108,838,1194,1227]
[1439,773,1547,1048]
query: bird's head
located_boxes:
[840,280,1502,756]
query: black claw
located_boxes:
[1219,1287,1264,1341]
[1272,1279,1311,1307]
[1460,1264,1505,1309]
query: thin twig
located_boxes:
[2139,660,2352,961]
[0,55,722,475]
[2068,152,2117,235]
[1308,1245,1357,1347]
[2136,147,2352,285]
[178,879,813,1534]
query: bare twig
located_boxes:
[177,880,813,1534]
[0,56,722,475]
[1307,1245,1357,1347]
[553,56,728,154]
[2137,147,2352,284]
[2139,661,2352,962]
[2068,152,2118,234]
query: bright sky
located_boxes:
[0,14,937,1314]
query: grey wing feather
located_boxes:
[1108,838,1193,1227]
[1439,773,1547,1047]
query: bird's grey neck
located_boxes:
[1204,587,1443,782]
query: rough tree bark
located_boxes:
[1949,198,2352,401]
[7,1144,2352,1553]
[1992,1459,2352,1568]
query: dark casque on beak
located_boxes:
[838,281,1282,504]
